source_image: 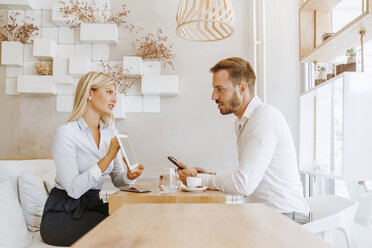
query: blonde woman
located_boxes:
[40,72,144,246]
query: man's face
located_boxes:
[211,70,242,115]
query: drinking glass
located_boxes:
[159,166,178,193]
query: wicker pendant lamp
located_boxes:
[176,0,235,42]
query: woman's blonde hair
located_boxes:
[67,71,116,126]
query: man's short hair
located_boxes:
[210,57,256,93]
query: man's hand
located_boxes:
[194,167,208,174]
[176,161,198,185]
[195,167,216,175]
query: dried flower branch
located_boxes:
[100,60,139,94]
[35,62,53,75]
[60,0,130,28]
[134,28,175,69]
[0,12,39,44]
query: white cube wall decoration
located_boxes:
[25,9,42,26]
[52,3,71,26]
[33,38,57,59]
[143,96,160,113]
[0,0,38,9]
[56,83,74,95]
[24,44,37,60]
[41,10,54,27]
[92,44,109,61]
[29,30,41,41]
[5,78,18,95]
[23,61,36,75]
[91,61,106,72]
[123,56,143,75]
[53,75,74,84]
[56,95,74,112]
[8,10,25,25]
[8,10,26,25]
[109,61,122,67]
[58,44,75,58]
[6,67,23,77]
[80,23,118,44]
[58,27,75,43]
[126,96,143,113]
[75,44,92,57]
[125,81,141,96]
[75,27,81,43]
[143,59,161,75]
[69,56,91,75]
[17,75,56,95]
[42,0,58,10]
[74,77,81,90]
[1,41,24,67]
[53,58,69,76]
[41,27,58,41]
[141,75,178,96]
[114,94,126,119]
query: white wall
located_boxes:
[265,0,303,153]
[0,0,303,179]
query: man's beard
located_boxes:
[217,91,241,115]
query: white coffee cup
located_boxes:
[186,176,202,188]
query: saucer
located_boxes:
[181,185,207,192]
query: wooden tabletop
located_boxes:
[73,203,331,248]
[109,178,226,214]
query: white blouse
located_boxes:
[53,117,132,199]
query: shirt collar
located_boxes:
[233,96,262,131]
[77,117,106,130]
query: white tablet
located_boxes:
[117,134,138,170]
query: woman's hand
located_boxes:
[123,157,144,180]
[106,131,127,160]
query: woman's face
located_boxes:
[89,83,117,116]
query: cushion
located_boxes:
[0,159,56,198]
[37,170,56,195]
[0,180,32,248]
[18,173,48,232]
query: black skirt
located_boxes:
[40,187,108,246]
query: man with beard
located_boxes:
[177,57,310,224]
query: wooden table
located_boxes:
[73,204,331,248]
[109,178,226,214]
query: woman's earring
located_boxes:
[88,97,92,101]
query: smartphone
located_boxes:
[167,156,183,170]
[120,185,151,193]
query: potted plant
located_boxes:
[100,60,139,94]
[35,62,53,76]
[346,48,357,64]
[60,0,130,44]
[314,64,327,86]
[327,63,336,80]
[316,65,327,80]
[0,12,39,66]
[134,28,176,71]
[123,27,176,76]
[336,48,357,75]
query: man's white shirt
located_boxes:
[199,96,309,214]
